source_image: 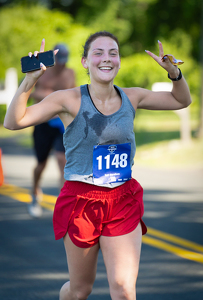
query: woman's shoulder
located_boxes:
[119,86,144,95]
[57,87,82,123]
[118,87,147,110]
[51,87,81,114]
[56,86,81,100]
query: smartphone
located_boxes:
[21,50,55,73]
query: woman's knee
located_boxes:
[110,280,136,300]
[60,281,93,300]
[60,282,70,300]
[75,287,92,300]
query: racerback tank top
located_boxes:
[63,84,136,188]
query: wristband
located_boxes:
[168,68,182,81]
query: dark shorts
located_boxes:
[33,122,65,163]
[53,178,147,248]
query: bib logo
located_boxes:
[108,145,117,154]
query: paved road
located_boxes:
[0,136,203,300]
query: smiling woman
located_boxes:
[3,30,192,300]
[81,36,121,115]
[81,32,121,88]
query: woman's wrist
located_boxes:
[168,68,182,81]
[24,74,38,91]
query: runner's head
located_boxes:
[54,44,69,65]
[81,31,121,79]
[82,31,120,59]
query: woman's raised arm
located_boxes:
[3,39,61,130]
[133,41,192,111]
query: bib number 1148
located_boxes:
[96,153,128,170]
[93,143,131,184]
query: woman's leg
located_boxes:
[60,233,100,300]
[100,223,142,300]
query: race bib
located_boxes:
[93,143,131,185]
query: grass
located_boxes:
[135,109,198,132]
[135,138,203,169]
[133,110,203,168]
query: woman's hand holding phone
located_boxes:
[21,39,59,79]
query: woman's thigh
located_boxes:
[100,223,142,298]
[63,233,100,291]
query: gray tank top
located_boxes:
[63,84,136,188]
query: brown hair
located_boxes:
[82,31,120,58]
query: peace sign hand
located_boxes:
[145,40,183,78]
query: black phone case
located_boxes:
[21,50,55,73]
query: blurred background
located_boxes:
[0,0,202,167]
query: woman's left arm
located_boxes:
[136,41,192,110]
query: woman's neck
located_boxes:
[88,81,116,103]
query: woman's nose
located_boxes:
[102,53,111,62]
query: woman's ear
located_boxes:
[81,57,88,69]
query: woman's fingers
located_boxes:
[54,49,59,55]
[40,38,45,52]
[145,50,159,63]
[146,41,168,65]
[40,62,46,71]
[145,40,184,76]
[145,41,180,74]
[162,54,184,65]
[158,40,164,58]
[28,37,45,58]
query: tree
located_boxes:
[0,4,91,84]
[1,0,200,62]
[0,1,201,132]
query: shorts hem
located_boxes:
[101,218,147,238]
[63,218,147,249]
[68,231,99,248]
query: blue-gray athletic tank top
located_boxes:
[63,84,136,188]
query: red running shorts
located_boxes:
[53,178,147,248]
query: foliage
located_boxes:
[1,0,201,62]
[51,0,201,62]
[0,4,91,84]
[0,1,201,127]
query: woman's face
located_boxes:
[82,36,121,83]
